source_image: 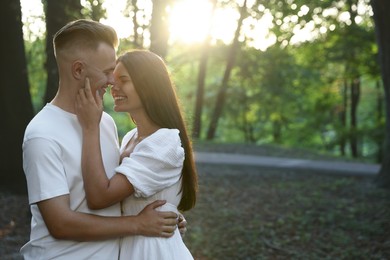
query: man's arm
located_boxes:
[38,195,178,241]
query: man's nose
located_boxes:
[107,73,115,85]
[110,82,118,92]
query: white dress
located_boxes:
[115,128,193,260]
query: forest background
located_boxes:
[1,0,390,193]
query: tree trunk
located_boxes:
[131,0,142,48]
[206,0,247,140]
[0,0,34,193]
[192,46,209,139]
[349,78,360,158]
[272,120,282,143]
[376,80,384,163]
[243,96,255,143]
[192,0,217,139]
[371,0,390,188]
[43,0,82,104]
[339,79,348,156]
[149,0,170,58]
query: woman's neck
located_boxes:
[131,111,160,139]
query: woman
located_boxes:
[75,50,197,259]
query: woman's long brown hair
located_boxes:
[118,50,198,211]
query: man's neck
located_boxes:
[51,94,76,114]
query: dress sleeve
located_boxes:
[115,129,184,198]
[23,138,69,204]
[119,129,136,153]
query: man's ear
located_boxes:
[72,60,85,80]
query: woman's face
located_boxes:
[111,62,142,113]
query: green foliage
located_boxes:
[25,36,46,112]
[23,0,383,162]
[81,0,106,21]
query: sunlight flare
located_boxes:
[169,0,213,43]
[21,0,275,50]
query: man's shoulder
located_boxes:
[24,105,73,141]
[25,108,49,135]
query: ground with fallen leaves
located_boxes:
[1,144,389,259]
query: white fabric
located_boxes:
[116,128,193,260]
[20,103,121,260]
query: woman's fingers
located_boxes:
[84,78,95,102]
[95,89,103,109]
[78,86,87,102]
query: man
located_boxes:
[21,19,182,259]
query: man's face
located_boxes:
[83,43,116,101]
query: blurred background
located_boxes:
[1,0,387,192]
[1,0,386,189]
[22,0,382,158]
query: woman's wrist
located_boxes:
[82,124,100,135]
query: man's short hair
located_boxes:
[53,19,118,57]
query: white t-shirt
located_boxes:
[20,103,121,260]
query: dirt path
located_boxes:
[195,152,380,176]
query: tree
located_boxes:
[264,0,375,157]
[206,0,248,140]
[192,0,217,139]
[43,0,82,104]
[82,0,106,21]
[120,0,148,49]
[0,0,34,193]
[127,0,144,48]
[131,0,141,47]
[149,0,171,58]
[371,0,390,188]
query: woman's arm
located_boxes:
[82,124,134,209]
[76,78,134,209]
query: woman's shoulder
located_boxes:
[153,128,180,138]
[147,128,181,145]
[136,128,183,161]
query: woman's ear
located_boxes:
[72,60,85,80]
